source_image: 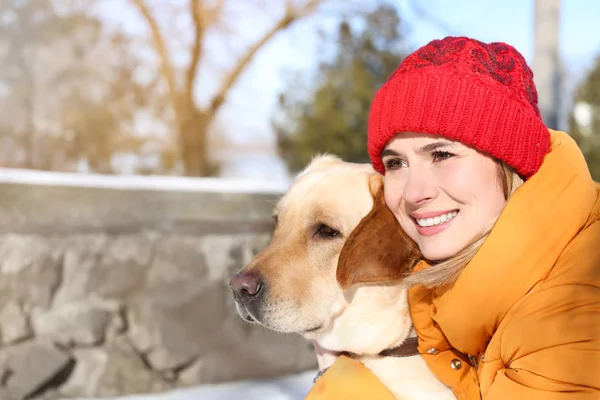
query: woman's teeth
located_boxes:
[416,211,458,227]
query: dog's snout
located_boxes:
[230,272,263,303]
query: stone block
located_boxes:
[59,336,171,398]
[0,341,73,400]
[0,302,31,345]
[127,280,227,371]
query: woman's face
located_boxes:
[381,133,507,261]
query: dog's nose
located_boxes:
[230,272,263,303]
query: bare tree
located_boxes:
[130,0,331,176]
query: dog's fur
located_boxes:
[231,155,455,399]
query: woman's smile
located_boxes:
[411,210,459,236]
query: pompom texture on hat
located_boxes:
[367,36,550,179]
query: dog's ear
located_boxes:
[336,174,422,291]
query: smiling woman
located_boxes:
[377,133,525,288]
[380,133,510,263]
[307,36,600,400]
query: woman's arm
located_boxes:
[305,355,396,400]
[484,283,600,399]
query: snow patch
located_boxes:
[0,168,289,195]
[71,369,317,400]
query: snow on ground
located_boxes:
[71,370,317,400]
[0,167,289,194]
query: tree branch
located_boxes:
[185,0,205,105]
[130,0,181,120]
[287,0,323,18]
[206,0,325,117]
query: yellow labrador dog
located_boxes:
[230,155,455,399]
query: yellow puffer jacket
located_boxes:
[305,130,600,399]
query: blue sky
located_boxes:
[398,0,600,63]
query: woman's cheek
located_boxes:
[383,175,402,209]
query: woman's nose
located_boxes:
[402,167,437,205]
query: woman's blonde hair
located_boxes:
[403,162,524,289]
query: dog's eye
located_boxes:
[272,214,278,226]
[315,224,340,239]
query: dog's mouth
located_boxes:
[302,324,323,334]
[237,302,325,335]
[235,302,260,325]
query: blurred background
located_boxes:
[1,0,599,182]
[0,1,599,400]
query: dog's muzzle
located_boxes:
[229,271,267,322]
[230,271,263,303]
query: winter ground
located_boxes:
[72,370,317,400]
[0,167,289,194]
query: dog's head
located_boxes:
[230,155,421,344]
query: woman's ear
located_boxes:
[336,174,422,291]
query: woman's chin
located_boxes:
[420,243,465,261]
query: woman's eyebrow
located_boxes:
[417,141,456,154]
[380,148,401,158]
[381,141,455,158]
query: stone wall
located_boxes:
[0,171,316,400]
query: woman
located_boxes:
[306,36,599,399]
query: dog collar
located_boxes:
[312,337,420,384]
[378,336,420,358]
[313,367,329,383]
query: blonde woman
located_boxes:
[307,36,599,399]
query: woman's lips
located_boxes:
[412,210,459,237]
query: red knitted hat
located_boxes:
[368,36,550,179]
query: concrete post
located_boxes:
[533,0,561,129]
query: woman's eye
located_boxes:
[383,158,407,170]
[432,151,454,162]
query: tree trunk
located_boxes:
[178,108,216,177]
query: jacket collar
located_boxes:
[411,130,599,356]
